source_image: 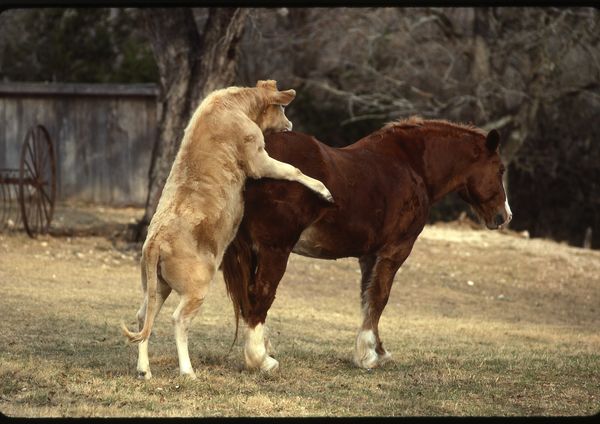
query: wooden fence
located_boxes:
[0,83,158,206]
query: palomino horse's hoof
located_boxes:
[180,370,197,380]
[137,370,152,380]
[323,191,335,203]
[260,356,279,372]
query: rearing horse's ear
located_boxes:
[486,129,500,152]
[271,89,296,106]
[257,79,296,106]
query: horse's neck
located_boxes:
[386,130,476,202]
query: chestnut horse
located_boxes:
[222,116,512,371]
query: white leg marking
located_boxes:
[353,329,392,369]
[135,303,152,379]
[173,304,197,379]
[354,329,379,369]
[137,339,152,380]
[355,261,393,369]
[245,323,279,372]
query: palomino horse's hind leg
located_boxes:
[160,253,215,379]
[354,247,411,369]
[244,248,290,372]
[135,275,172,380]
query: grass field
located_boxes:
[0,204,598,417]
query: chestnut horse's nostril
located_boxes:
[494,213,505,227]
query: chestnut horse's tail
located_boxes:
[222,228,256,348]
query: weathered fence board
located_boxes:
[0,83,158,206]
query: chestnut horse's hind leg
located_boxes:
[244,248,291,372]
[354,243,414,369]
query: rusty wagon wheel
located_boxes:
[18,125,57,238]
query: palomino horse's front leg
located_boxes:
[243,247,290,372]
[354,245,412,369]
[248,148,334,203]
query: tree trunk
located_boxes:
[133,7,249,241]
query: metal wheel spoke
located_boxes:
[35,133,48,180]
[38,140,49,177]
[40,186,53,204]
[24,159,36,180]
[39,187,51,224]
[26,141,38,179]
[33,136,42,180]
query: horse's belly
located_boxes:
[292,224,355,259]
[292,226,326,258]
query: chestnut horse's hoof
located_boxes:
[353,330,393,369]
[354,351,392,369]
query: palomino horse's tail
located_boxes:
[121,241,160,344]
[222,228,255,348]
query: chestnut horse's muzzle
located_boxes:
[488,207,512,230]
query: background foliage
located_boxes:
[1,7,598,248]
[0,9,157,83]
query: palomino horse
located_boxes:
[222,116,512,372]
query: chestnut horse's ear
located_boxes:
[486,129,500,152]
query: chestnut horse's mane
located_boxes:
[382,115,487,137]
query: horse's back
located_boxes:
[240,132,334,244]
[255,131,428,258]
[263,131,334,182]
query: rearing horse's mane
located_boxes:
[382,115,487,138]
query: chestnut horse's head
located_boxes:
[458,129,513,230]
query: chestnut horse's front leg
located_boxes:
[243,247,291,372]
[354,240,415,369]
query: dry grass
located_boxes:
[0,204,598,417]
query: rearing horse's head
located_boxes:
[458,129,513,230]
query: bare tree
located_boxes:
[238,7,600,246]
[134,8,249,240]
